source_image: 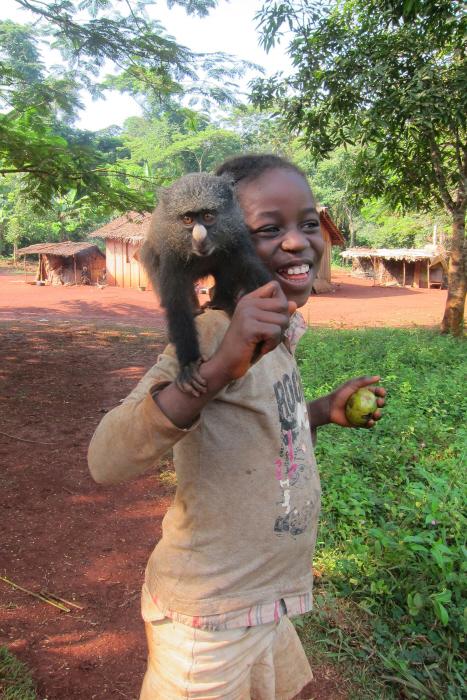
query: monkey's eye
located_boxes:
[202,212,216,224]
[182,214,194,226]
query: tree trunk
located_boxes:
[348,211,356,247]
[441,207,466,335]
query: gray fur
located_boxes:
[141,172,272,386]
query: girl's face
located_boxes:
[236,168,325,309]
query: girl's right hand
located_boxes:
[212,281,297,382]
[151,282,295,428]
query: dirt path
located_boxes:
[0,270,455,699]
[0,267,452,329]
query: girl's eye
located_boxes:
[203,212,216,224]
[302,219,320,233]
[253,225,281,238]
[182,215,194,225]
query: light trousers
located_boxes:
[140,615,313,700]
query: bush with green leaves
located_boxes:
[297,328,466,699]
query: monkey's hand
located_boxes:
[175,358,208,397]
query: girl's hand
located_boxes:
[212,281,296,382]
[328,376,386,428]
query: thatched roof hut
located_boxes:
[88,212,151,289]
[89,208,345,292]
[314,208,345,292]
[17,241,106,285]
[341,246,448,288]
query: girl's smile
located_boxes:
[236,168,325,308]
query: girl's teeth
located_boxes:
[286,265,309,275]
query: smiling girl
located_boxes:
[88,154,385,699]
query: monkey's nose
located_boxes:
[192,223,207,243]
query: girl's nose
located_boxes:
[281,228,308,251]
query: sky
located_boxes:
[4,0,290,130]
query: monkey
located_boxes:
[141,172,272,396]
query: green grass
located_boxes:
[0,647,36,700]
[296,328,466,699]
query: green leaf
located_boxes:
[432,599,449,626]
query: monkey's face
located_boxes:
[181,210,218,257]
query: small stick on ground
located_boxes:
[0,576,70,612]
[0,430,60,445]
[40,590,84,610]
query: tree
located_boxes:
[311,147,363,246]
[1,1,249,210]
[252,0,466,334]
[0,19,153,210]
[0,175,111,255]
[119,106,244,188]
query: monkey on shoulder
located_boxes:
[141,172,272,395]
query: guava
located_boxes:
[345,388,378,427]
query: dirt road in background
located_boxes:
[0,267,451,329]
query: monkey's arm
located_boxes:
[159,256,210,395]
[158,256,201,367]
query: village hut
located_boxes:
[88,211,152,290]
[16,241,106,285]
[315,208,345,292]
[341,246,448,288]
[88,208,345,293]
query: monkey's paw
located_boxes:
[176,359,208,397]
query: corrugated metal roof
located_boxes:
[88,211,152,241]
[341,246,442,262]
[17,241,102,257]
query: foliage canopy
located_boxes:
[0,1,257,211]
[252,0,466,332]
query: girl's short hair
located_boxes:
[215,153,307,187]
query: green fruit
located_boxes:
[345,388,378,427]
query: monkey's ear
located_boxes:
[155,186,169,205]
[217,173,235,189]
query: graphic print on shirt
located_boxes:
[273,368,315,537]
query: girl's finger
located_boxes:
[247,280,285,299]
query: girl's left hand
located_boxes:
[328,375,386,428]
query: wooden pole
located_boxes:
[73,255,77,284]
[403,260,406,287]
[427,260,430,288]
[113,240,117,286]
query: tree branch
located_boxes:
[455,130,467,209]
[0,166,156,185]
[0,168,51,176]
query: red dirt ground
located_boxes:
[0,269,455,699]
[0,267,451,329]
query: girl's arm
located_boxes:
[307,376,386,445]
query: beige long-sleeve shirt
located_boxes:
[88,309,321,618]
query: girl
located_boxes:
[88,154,385,699]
